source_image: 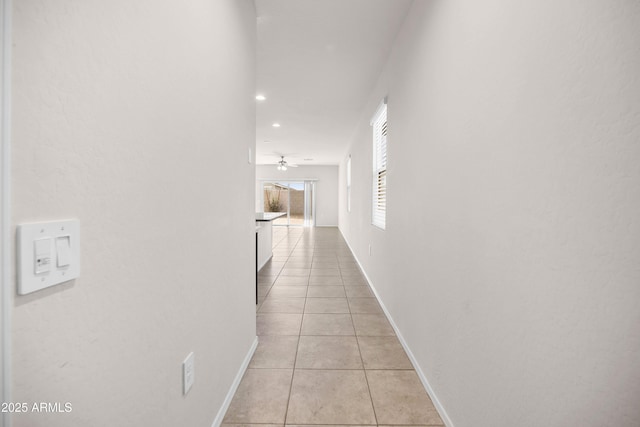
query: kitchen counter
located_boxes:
[255,212,285,274]
[254,212,287,304]
[256,212,286,221]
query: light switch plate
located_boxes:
[17,219,80,295]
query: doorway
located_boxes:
[261,180,315,227]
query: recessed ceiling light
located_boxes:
[272,123,281,128]
[255,94,266,101]
[304,158,314,161]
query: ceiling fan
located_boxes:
[276,155,298,171]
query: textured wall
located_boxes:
[339,0,640,426]
[12,1,256,426]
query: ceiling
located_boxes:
[254,0,413,166]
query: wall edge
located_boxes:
[0,0,12,425]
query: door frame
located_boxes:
[1,0,12,425]
[258,179,317,227]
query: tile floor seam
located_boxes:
[283,240,302,427]
[350,294,380,427]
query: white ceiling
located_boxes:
[254,0,413,166]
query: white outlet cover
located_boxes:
[183,352,195,395]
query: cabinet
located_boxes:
[256,221,273,271]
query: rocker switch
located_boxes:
[56,236,71,267]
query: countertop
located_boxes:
[256,212,286,222]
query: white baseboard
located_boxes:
[339,230,454,427]
[211,336,259,427]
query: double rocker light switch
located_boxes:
[17,220,80,295]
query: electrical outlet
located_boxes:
[183,352,195,395]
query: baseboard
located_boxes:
[210,336,259,427]
[339,229,454,427]
[384,311,454,427]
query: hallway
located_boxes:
[223,227,444,426]
[6,0,639,425]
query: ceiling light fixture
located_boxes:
[277,156,288,171]
[276,156,298,171]
[255,94,266,101]
[272,123,281,128]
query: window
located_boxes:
[371,99,387,229]
[346,155,352,213]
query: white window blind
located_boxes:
[371,100,387,229]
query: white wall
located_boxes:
[12,1,256,426]
[256,165,338,226]
[339,1,640,426]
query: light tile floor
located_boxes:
[224,227,444,427]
